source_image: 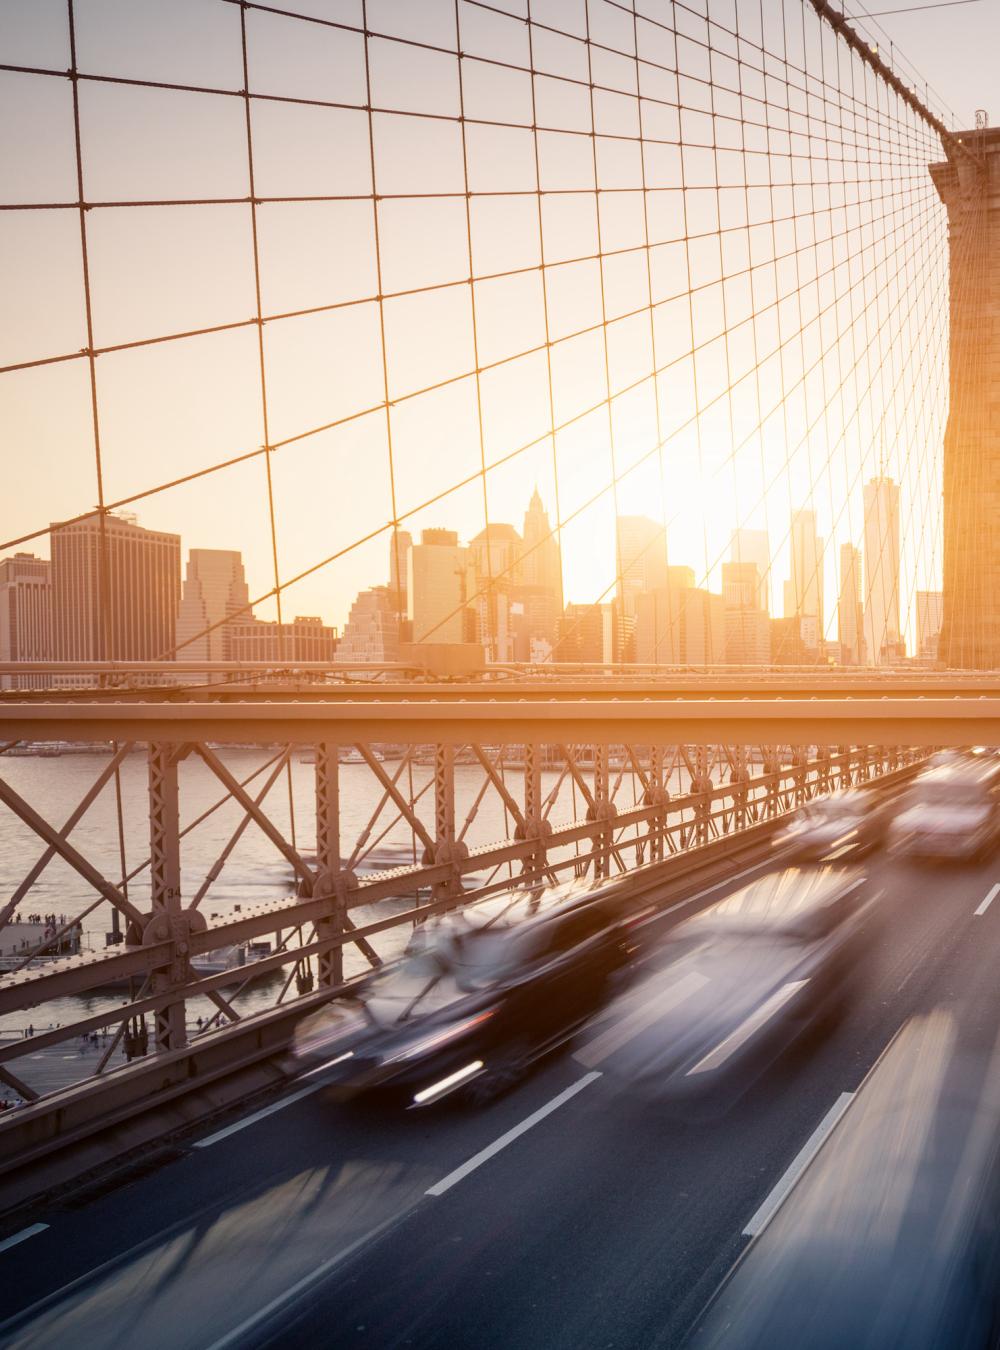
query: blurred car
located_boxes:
[773,789,893,862]
[575,866,876,1106]
[290,877,634,1107]
[687,1011,1000,1349]
[887,753,1000,861]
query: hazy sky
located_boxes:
[1,0,993,647]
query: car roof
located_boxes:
[429,873,628,941]
[682,866,864,936]
[914,754,1000,788]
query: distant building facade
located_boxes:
[175,549,250,664]
[863,476,901,665]
[408,528,472,645]
[336,586,400,664]
[228,615,338,663]
[785,509,824,649]
[615,515,668,660]
[0,553,52,689]
[722,561,770,664]
[50,511,180,663]
[636,570,724,665]
[730,529,770,613]
[837,543,864,665]
[916,590,944,661]
[387,528,412,619]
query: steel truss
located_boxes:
[0,728,920,1110]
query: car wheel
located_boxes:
[464,1040,533,1107]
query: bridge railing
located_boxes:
[0,733,921,1116]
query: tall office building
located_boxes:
[387,528,412,619]
[175,549,250,663]
[0,553,52,690]
[862,476,901,665]
[785,509,824,649]
[916,590,944,661]
[635,568,724,665]
[468,522,523,661]
[721,561,770,664]
[616,516,668,617]
[729,529,770,614]
[336,587,399,663]
[50,511,180,662]
[408,528,472,646]
[615,515,668,661]
[838,544,864,665]
[520,488,563,647]
[555,603,612,664]
[930,129,1000,668]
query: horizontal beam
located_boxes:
[0,699,996,746]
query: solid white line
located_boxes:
[425,1072,602,1198]
[0,1224,49,1255]
[742,1091,855,1237]
[203,1212,406,1350]
[975,883,1000,916]
[194,1079,331,1148]
[687,981,809,1076]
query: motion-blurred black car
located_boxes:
[291,877,634,1106]
[773,789,894,862]
[575,866,876,1106]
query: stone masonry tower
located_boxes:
[930,123,1000,668]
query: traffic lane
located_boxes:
[0,1048,605,1350]
[1,839,991,1349]
[260,852,1000,1350]
[685,892,1000,1350]
[0,840,797,1331]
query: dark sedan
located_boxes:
[575,866,876,1106]
[290,877,634,1107]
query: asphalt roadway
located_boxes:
[2,843,1000,1350]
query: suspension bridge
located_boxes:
[0,0,997,1345]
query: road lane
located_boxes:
[2,847,999,1350]
[257,852,1000,1350]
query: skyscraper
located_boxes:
[838,543,863,664]
[729,529,770,613]
[616,516,669,617]
[615,515,668,661]
[468,522,522,661]
[175,549,250,663]
[387,528,412,619]
[862,476,901,665]
[916,590,944,661]
[520,488,563,648]
[50,511,180,663]
[336,587,399,663]
[0,553,52,690]
[408,529,472,645]
[786,509,824,649]
[721,561,770,664]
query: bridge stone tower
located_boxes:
[930,125,1000,669]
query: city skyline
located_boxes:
[0,477,942,671]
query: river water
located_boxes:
[1,748,685,1033]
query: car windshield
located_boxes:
[805,799,861,821]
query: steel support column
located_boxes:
[147,742,186,1051]
[314,742,343,988]
[432,744,465,902]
